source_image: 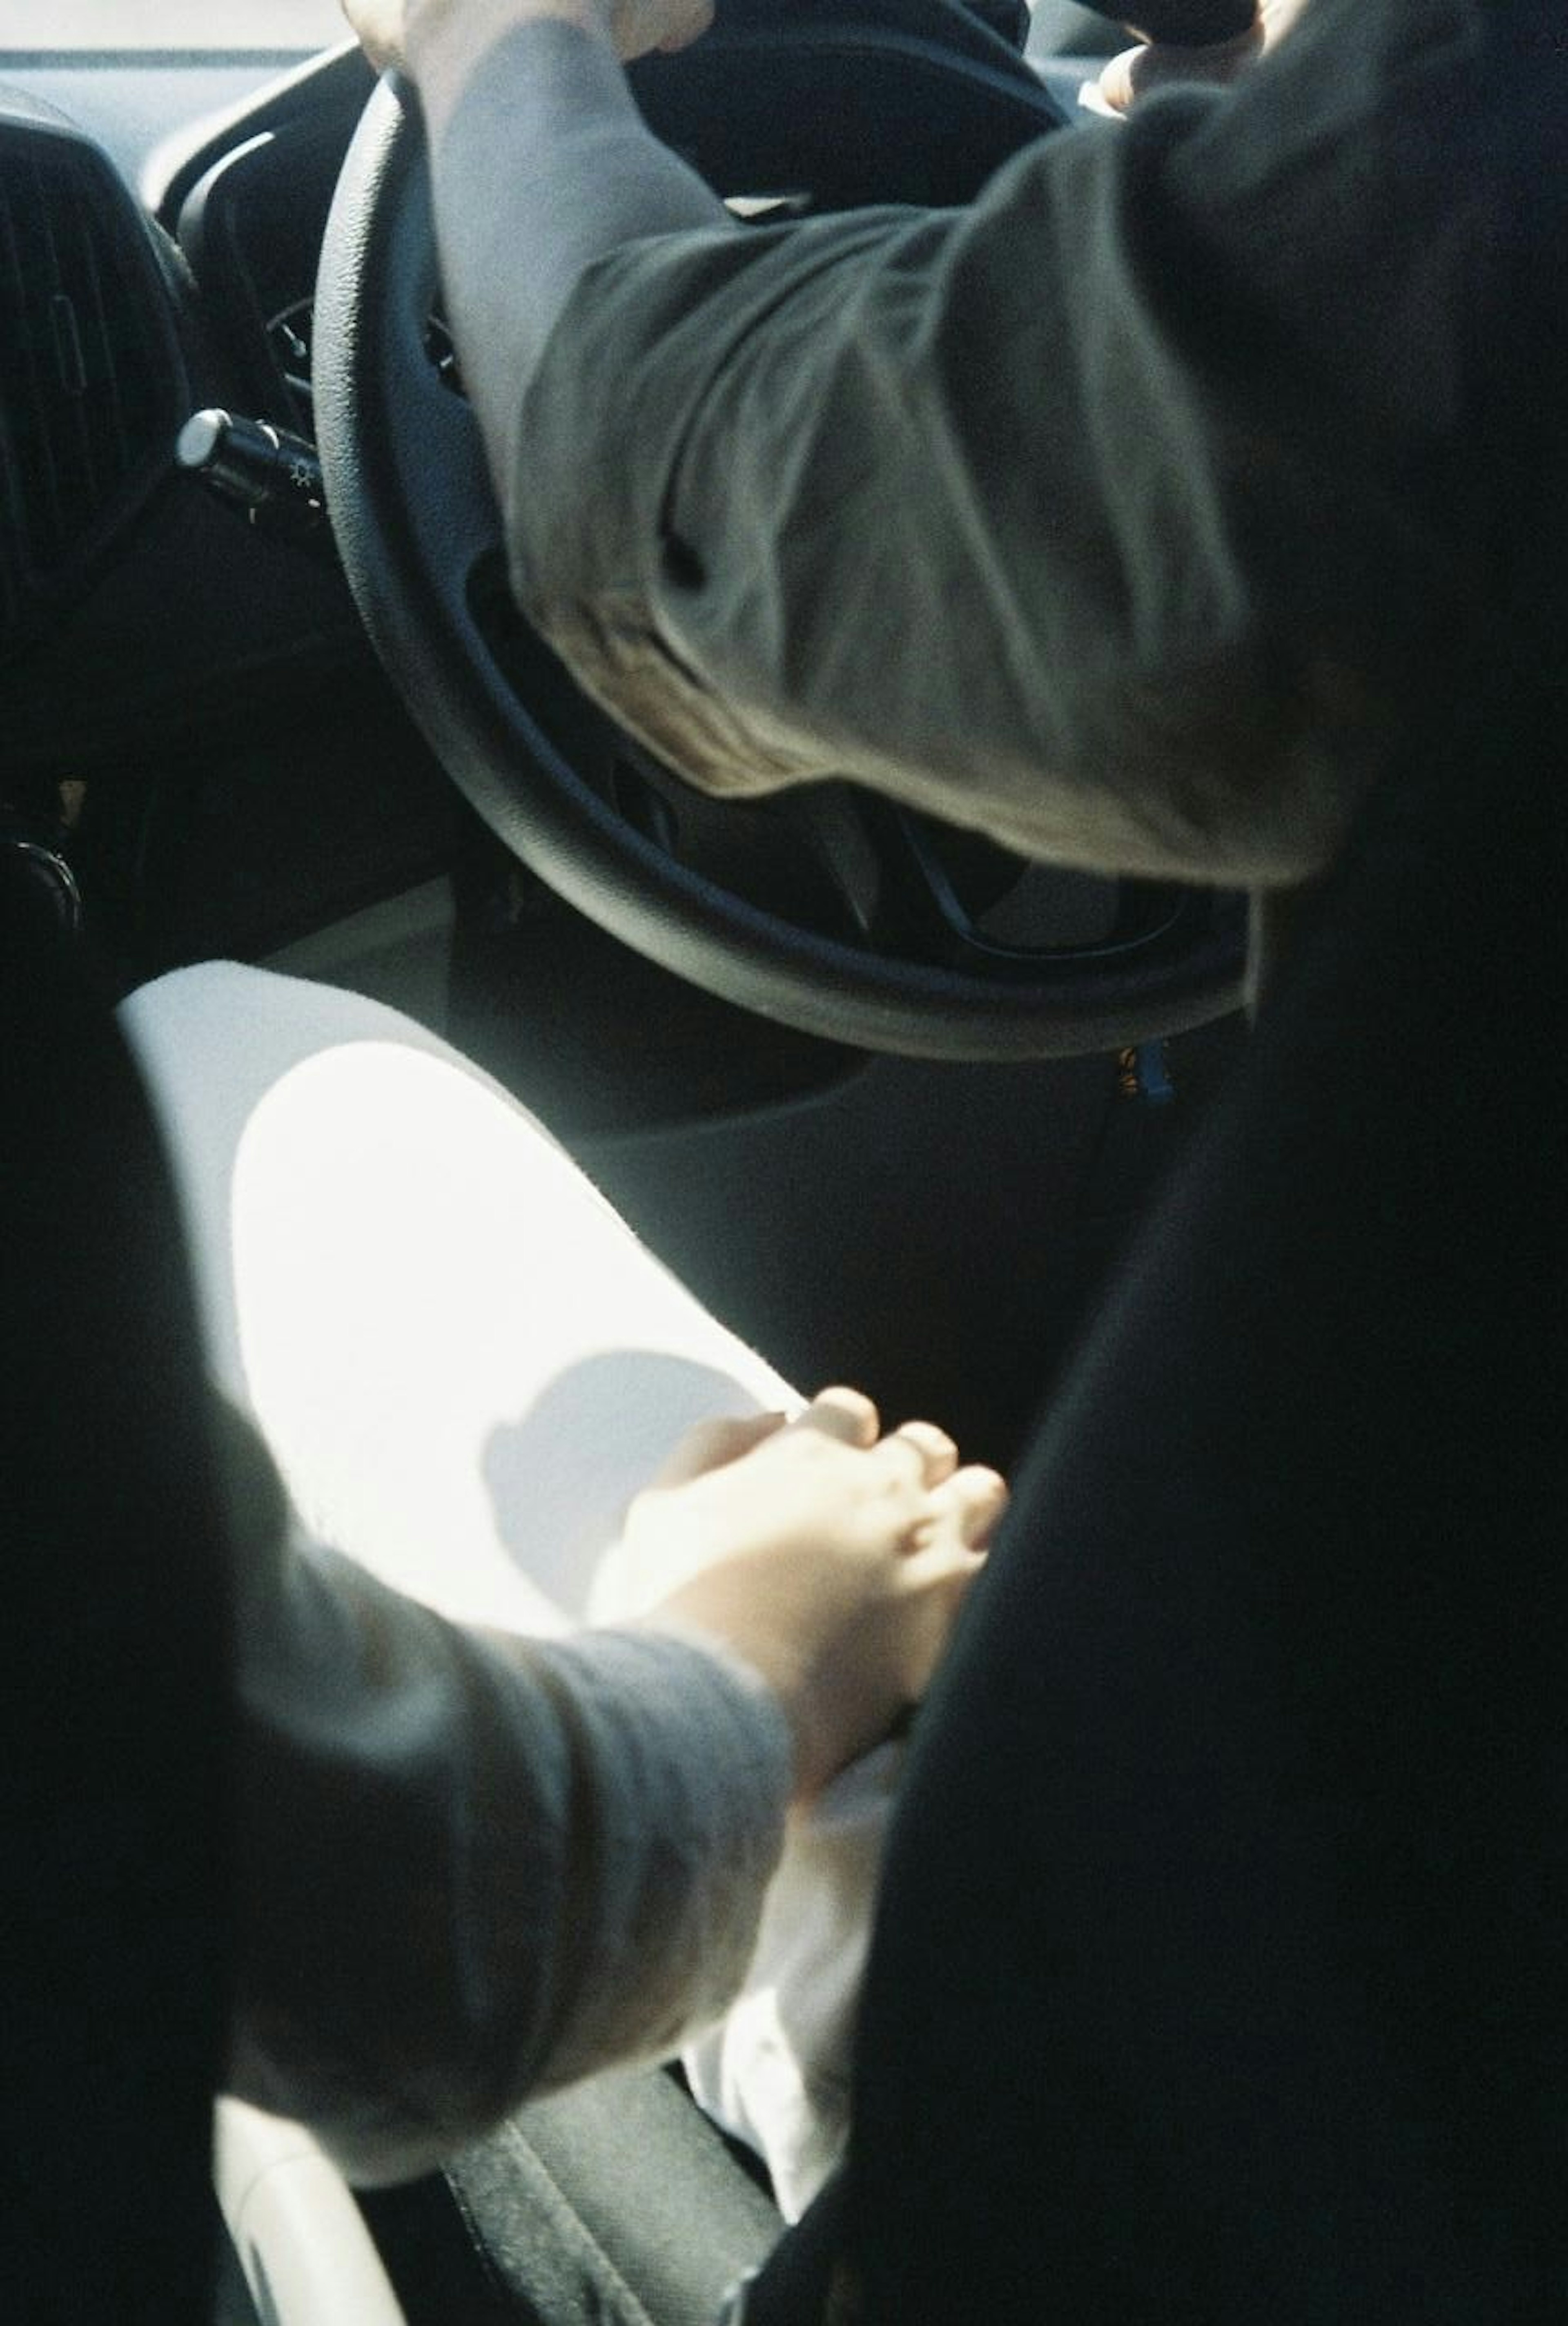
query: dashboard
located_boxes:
[0,42,468,989]
[0,84,189,671]
[0,42,374,665]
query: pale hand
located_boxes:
[619,1388,1007,1802]
[1096,0,1312,114]
[341,0,714,73]
[341,0,405,69]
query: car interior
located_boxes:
[4,1,1561,2320]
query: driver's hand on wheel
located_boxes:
[1092,0,1311,115]
[342,0,714,74]
[612,1387,1007,1803]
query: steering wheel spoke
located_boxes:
[385,219,505,601]
[782,787,1204,989]
[399,365,503,602]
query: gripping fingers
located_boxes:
[895,1522,990,1700]
[796,1386,881,1447]
[654,0,714,51]
[650,1410,787,1488]
[797,1396,960,1487]
[900,1463,1006,1560]
[608,0,713,58]
[880,1420,960,1487]
[930,1463,1009,1550]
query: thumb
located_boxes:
[1096,24,1263,114]
[647,1409,788,1490]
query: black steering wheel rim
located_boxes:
[314,8,1247,1060]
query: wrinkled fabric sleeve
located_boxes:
[508,0,1505,884]
[216,1403,791,2187]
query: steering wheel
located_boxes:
[314,0,1246,1061]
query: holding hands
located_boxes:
[615,1388,1007,1802]
[343,0,1312,91]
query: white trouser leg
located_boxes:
[120,962,794,1631]
[121,961,882,2216]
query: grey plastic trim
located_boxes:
[214,2099,409,2326]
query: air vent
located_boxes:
[0,110,184,647]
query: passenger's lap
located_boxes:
[121,962,885,2216]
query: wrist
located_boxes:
[635,1604,824,1801]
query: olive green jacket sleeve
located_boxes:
[507,0,1516,887]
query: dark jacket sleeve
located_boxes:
[214,1401,790,2186]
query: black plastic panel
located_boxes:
[0,85,187,665]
